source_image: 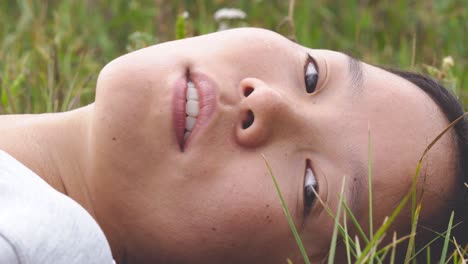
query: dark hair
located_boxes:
[389,69,468,257]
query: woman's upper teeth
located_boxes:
[186,100,199,117]
[184,80,200,141]
[187,81,198,100]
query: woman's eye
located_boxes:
[304,163,319,216]
[304,55,319,94]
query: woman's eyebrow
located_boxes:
[344,53,364,96]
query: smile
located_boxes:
[173,71,218,151]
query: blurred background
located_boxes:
[0,0,466,113]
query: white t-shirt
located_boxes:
[0,150,114,263]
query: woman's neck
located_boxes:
[0,105,94,215]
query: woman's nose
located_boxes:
[235,77,293,148]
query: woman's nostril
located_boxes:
[242,110,255,129]
[243,87,254,97]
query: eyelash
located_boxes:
[304,54,319,94]
[304,159,319,216]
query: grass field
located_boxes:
[1,0,467,263]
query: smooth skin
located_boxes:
[0,28,457,263]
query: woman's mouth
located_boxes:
[173,71,218,152]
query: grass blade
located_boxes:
[426,246,431,264]
[376,233,414,256]
[355,235,362,259]
[367,125,375,264]
[410,222,462,261]
[262,155,311,264]
[310,179,361,259]
[454,237,466,264]
[439,211,454,263]
[355,190,411,263]
[343,211,352,264]
[404,204,421,263]
[342,200,369,244]
[328,177,346,264]
[367,124,374,242]
[390,232,397,264]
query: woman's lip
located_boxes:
[172,71,218,151]
[172,76,187,151]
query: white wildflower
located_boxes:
[214,8,247,21]
[442,56,454,69]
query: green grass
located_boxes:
[1,0,467,263]
[0,0,466,113]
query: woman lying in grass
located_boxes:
[0,28,466,264]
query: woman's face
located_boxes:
[90,28,456,263]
